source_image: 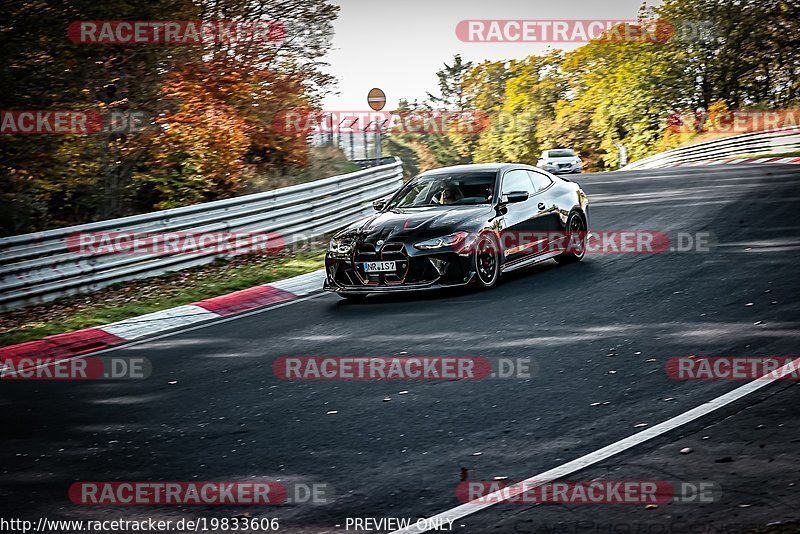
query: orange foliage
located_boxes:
[136,59,313,209]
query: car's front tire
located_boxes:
[555,211,587,264]
[474,233,500,289]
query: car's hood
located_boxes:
[336,206,493,244]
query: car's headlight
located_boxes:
[328,236,354,256]
[414,231,469,250]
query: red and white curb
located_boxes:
[666,156,800,167]
[0,270,326,365]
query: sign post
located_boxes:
[615,142,628,168]
[367,88,387,165]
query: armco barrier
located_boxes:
[0,158,404,311]
[622,126,800,170]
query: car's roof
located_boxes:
[422,163,533,174]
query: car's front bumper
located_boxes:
[323,274,475,295]
[543,164,582,174]
[324,243,476,294]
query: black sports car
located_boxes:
[323,163,589,300]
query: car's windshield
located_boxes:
[388,171,497,208]
[548,149,576,158]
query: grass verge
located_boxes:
[0,245,327,347]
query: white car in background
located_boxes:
[537,149,583,174]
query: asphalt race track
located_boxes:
[2,164,799,533]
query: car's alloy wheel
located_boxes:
[474,234,500,288]
[556,212,586,264]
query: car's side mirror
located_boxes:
[502,191,529,204]
[373,198,388,211]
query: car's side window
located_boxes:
[501,169,535,195]
[527,170,553,192]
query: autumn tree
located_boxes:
[0,0,339,234]
[393,0,799,172]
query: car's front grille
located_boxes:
[379,243,408,285]
[354,243,377,261]
[353,242,410,285]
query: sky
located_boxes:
[323,0,661,111]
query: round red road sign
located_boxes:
[367,88,386,111]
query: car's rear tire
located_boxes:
[555,211,587,264]
[474,233,500,289]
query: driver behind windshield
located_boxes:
[388,171,496,209]
[440,185,461,205]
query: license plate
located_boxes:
[363,261,396,272]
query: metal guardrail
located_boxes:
[0,157,404,311]
[352,156,397,169]
[622,126,800,170]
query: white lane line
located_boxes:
[389,357,800,534]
